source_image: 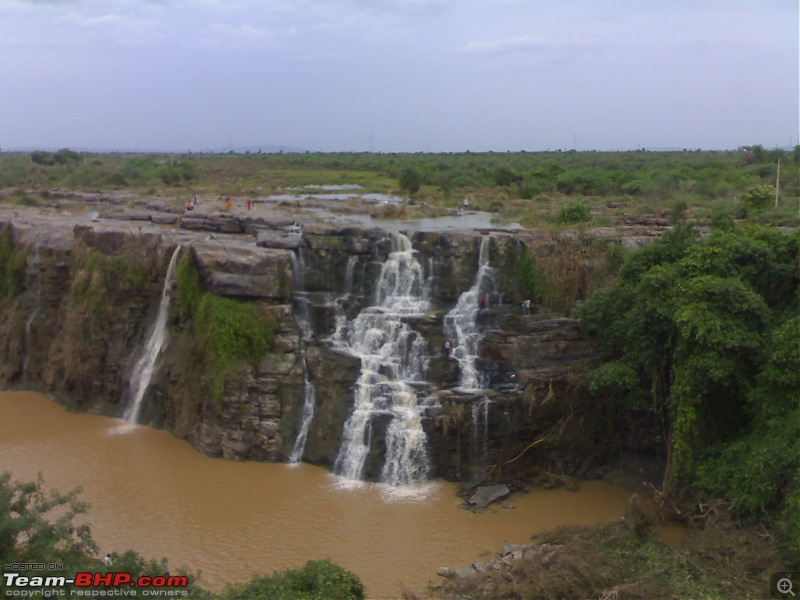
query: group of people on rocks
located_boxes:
[184,196,257,212]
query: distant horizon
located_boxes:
[3,142,796,156]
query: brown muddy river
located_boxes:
[0,392,666,599]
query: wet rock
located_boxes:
[469,484,511,508]
[437,566,452,578]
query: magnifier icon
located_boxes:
[778,577,796,596]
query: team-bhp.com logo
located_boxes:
[3,571,189,597]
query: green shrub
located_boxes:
[221,559,365,600]
[557,201,591,225]
[739,185,773,213]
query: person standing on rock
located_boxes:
[225,197,232,211]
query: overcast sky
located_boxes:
[1,0,797,152]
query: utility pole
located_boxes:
[774,158,780,208]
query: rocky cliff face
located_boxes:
[0,205,653,483]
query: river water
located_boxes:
[0,392,672,598]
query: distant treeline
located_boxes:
[1,146,796,206]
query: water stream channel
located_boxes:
[0,392,679,598]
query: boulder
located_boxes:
[469,484,511,508]
[191,242,292,301]
[256,229,304,250]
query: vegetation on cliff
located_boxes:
[174,253,276,405]
[579,224,800,558]
[71,250,150,322]
[514,237,624,314]
[0,227,26,299]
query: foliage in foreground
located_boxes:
[0,472,365,599]
[579,224,800,555]
[220,559,365,600]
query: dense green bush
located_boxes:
[221,559,365,600]
[557,201,591,224]
[739,185,774,213]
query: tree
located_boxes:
[398,166,422,196]
[0,472,97,576]
[739,185,773,213]
[580,225,799,493]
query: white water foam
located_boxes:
[443,235,496,390]
[332,233,432,485]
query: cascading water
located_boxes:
[289,248,318,464]
[470,396,490,466]
[443,235,496,390]
[122,245,182,424]
[289,358,316,463]
[332,233,432,485]
[22,245,43,376]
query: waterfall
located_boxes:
[289,248,317,464]
[22,245,43,376]
[333,232,432,485]
[289,358,316,463]
[443,236,496,390]
[343,254,358,296]
[122,245,182,424]
[470,396,490,466]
